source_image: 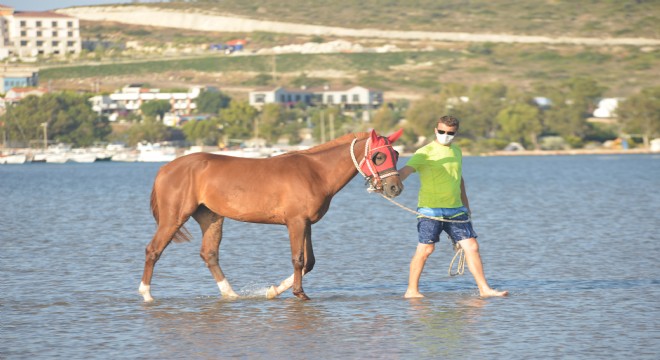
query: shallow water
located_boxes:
[1,155,659,359]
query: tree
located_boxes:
[126,116,169,145]
[219,100,258,141]
[542,77,606,144]
[1,92,110,147]
[405,95,445,137]
[309,106,356,142]
[140,100,171,119]
[462,83,508,139]
[370,105,398,133]
[182,117,222,146]
[258,103,287,143]
[196,89,231,114]
[495,102,542,149]
[616,86,660,147]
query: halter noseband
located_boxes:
[350,135,399,192]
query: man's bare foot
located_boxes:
[404,290,425,298]
[479,288,509,297]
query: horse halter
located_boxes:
[350,134,400,192]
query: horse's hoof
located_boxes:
[294,291,311,301]
[222,292,239,299]
[139,282,154,302]
[266,286,278,299]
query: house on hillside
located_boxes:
[319,85,383,110]
[0,65,38,92]
[249,85,383,111]
[0,4,81,60]
[249,86,315,108]
[3,86,47,104]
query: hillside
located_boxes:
[67,0,660,39]
[43,1,660,99]
[59,2,660,46]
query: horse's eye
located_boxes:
[372,152,386,165]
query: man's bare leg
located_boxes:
[459,238,509,297]
[404,243,435,298]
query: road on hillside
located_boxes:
[58,6,660,47]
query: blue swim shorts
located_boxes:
[417,207,478,244]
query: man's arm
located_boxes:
[398,165,416,182]
[460,177,471,213]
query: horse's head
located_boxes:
[354,129,404,198]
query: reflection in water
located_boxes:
[144,297,406,358]
[404,296,486,358]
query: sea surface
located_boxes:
[1,154,659,359]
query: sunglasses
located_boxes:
[436,129,456,136]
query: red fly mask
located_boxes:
[351,129,404,195]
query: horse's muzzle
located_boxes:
[383,180,403,198]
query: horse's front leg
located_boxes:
[267,272,304,299]
[270,218,313,300]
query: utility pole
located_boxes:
[320,109,326,143]
[329,112,335,140]
[272,54,277,84]
[41,122,48,150]
[254,117,259,146]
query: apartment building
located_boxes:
[0,4,81,60]
[90,84,205,120]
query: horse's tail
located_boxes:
[151,183,192,243]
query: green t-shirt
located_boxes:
[406,141,463,208]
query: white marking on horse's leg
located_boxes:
[267,274,294,299]
[139,281,154,302]
[266,286,278,299]
[267,271,305,299]
[217,279,239,298]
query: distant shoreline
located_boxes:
[474,148,656,157]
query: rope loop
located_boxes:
[448,242,466,277]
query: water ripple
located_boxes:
[1,156,659,359]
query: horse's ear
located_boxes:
[370,129,379,143]
[387,128,404,143]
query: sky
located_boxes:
[1,1,133,11]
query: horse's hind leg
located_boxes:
[139,224,181,302]
[193,207,238,298]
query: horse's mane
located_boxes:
[299,132,369,155]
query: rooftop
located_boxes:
[13,11,73,19]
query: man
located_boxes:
[398,115,508,298]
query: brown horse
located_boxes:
[139,129,404,302]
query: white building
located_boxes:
[593,98,621,118]
[249,86,314,108]
[90,84,204,120]
[0,4,81,60]
[249,85,383,110]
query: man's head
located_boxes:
[435,115,459,146]
[437,115,460,130]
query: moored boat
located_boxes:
[0,153,27,164]
[137,142,177,162]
